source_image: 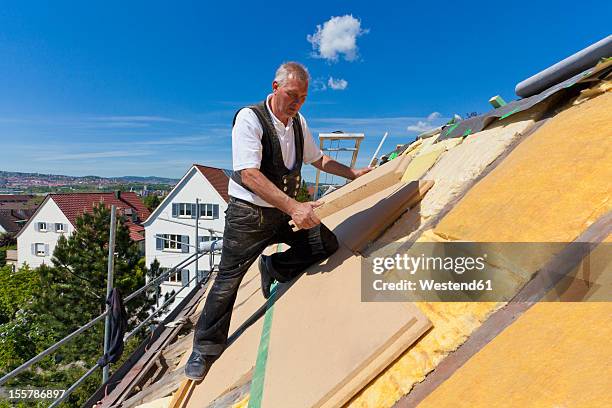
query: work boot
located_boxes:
[259,255,275,299]
[184,350,213,381]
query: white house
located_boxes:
[143,164,230,307]
[16,192,150,269]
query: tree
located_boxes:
[0,232,16,247]
[0,264,39,324]
[295,180,312,203]
[143,194,161,212]
[0,204,155,406]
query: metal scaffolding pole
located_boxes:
[102,205,117,383]
[195,199,199,282]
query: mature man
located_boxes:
[185,62,372,380]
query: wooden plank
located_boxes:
[261,247,431,408]
[314,152,413,220]
[122,367,186,407]
[325,180,433,254]
[96,283,209,407]
[344,181,433,254]
[181,179,434,407]
[168,379,195,408]
[183,259,270,407]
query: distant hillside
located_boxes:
[0,170,178,193]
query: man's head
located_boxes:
[271,62,309,121]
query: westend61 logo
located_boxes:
[371,253,487,275]
[362,242,611,302]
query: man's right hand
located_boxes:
[289,200,322,230]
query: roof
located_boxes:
[49,192,150,226]
[127,223,145,241]
[0,208,36,233]
[86,59,612,408]
[193,164,232,203]
[0,194,35,203]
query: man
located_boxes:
[185,62,372,380]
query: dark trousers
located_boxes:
[192,197,339,356]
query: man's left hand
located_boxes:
[350,167,373,179]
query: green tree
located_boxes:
[0,232,16,247]
[295,180,312,203]
[0,232,16,267]
[0,264,39,324]
[142,194,161,212]
[0,204,155,406]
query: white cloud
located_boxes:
[327,77,348,90]
[406,121,434,132]
[427,111,441,121]
[307,15,369,62]
[406,112,445,133]
[312,78,328,91]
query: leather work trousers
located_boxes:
[192,197,339,357]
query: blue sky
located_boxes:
[1,1,610,182]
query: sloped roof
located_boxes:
[193,164,232,203]
[127,223,145,242]
[0,194,34,203]
[0,210,23,233]
[88,61,612,408]
[0,208,36,233]
[50,192,150,225]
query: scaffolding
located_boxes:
[314,132,364,200]
[0,204,223,407]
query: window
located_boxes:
[161,268,184,284]
[178,203,192,217]
[156,234,189,253]
[167,269,182,283]
[35,243,46,256]
[199,203,213,218]
[55,223,65,233]
[38,222,47,232]
[199,203,219,219]
[163,234,183,251]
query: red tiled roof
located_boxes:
[127,222,145,241]
[193,164,231,202]
[50,192,151,226]
[0,194,35,203]
[0,209,30,233]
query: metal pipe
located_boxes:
[102,205,117,383]
[369,132,388,167]
[0,251,203,385]
[195,199,199,282]
[515,35,612,98]
[48,363,101,408]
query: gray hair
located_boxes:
[274,62,310,86]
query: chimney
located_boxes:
[115,190,121,200]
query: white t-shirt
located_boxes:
[228,94,323,207]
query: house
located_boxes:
[5,249,18,272]
[15,191,150,269]
[0,209,35,234]
[0,195,39,234]
[0,194,35,204]
[143,164,230,306]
